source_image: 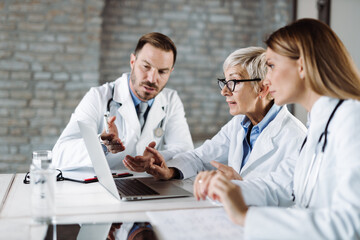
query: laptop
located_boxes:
[77,120,192,201]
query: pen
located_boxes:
[84,177,98,183]
[113,173,133,178]
[63,177,98,184]
[93,173,133,179]
[103,112,110,133]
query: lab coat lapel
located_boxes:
[240,131,275,175]
[240,106,286,175]
[294,98,337,206]
[113,74,141,136]
[229,128,246,173]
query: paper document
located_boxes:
[147,207,243,240]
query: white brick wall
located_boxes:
[0,0,294,173]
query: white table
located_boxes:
[0,173,222,239]
[0,174,14,213]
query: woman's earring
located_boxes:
[300,73,304,79]
[259,95,262,99]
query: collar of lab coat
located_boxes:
[239,105,288,175]
[113,73,167,137]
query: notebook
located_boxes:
[77,120,192,201]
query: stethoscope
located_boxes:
[296,99,344,208]
[106,86,165,138]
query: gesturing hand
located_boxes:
[143,146,175,180]
[100,116,125,153]
[123,142,158,172]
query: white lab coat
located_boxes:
[237,97,360,239]
[167,105,307,180]
[52,73,194,170]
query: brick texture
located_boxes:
[0,0,104,173]
[0,0,294,173]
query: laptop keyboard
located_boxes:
[115,178,159,196]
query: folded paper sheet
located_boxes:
[147,207,244,240]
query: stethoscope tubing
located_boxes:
[106,86,165,138]
[298,99,344,208]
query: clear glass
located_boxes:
[30,150,56,224]
[32,150,52,169]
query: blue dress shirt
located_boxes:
[240,104,281,169]
[128,76,154,125]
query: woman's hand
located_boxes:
[193,170,217,200]
[208,172,248,226]
[210,160,243,180]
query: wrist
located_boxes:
[169,167,184,180]
[99,135,109,155]
[101,143,109,155]
[237,206,248,226]
[167,168,176,180]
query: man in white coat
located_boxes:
[52,32,193,170]
[124,47,306,181]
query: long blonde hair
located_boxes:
[265,18,360,100]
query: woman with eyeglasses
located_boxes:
[124,47,306,183]
[198,18,360,239]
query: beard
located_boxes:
[130,71,166,101]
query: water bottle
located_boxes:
[30,150,56,223]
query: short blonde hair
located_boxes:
[223,47,271,99]
[266,18,360,100]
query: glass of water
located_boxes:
[30,150,56,223]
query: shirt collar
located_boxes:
[240,103,281,132]
[240,116,252,130]
[256,103,281,132]
[128,74,154,107]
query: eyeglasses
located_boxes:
[23,169,64,184]
[217,78,261,92]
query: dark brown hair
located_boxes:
[134,32,177,67]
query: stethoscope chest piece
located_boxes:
[154,127,164,138]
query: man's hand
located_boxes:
[107,223,122,240]
[100,116,125,153]
[144,147,175,180]
[210,160,243,180]
[123,142,158,172]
